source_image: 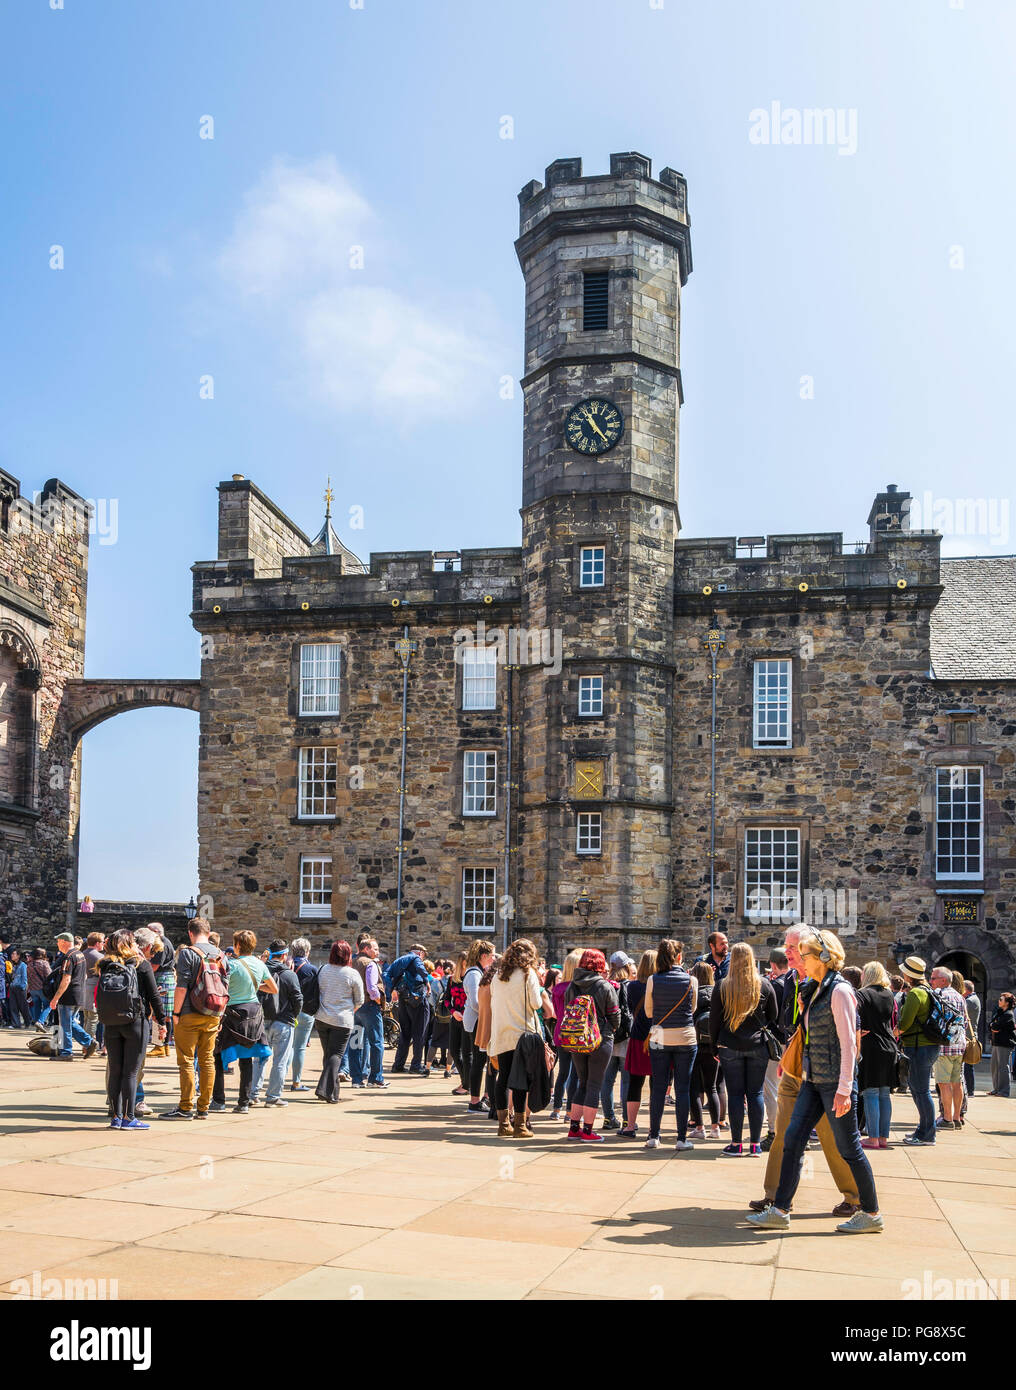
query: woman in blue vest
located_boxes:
[746,928,884,1234]
[643,938,698,1151]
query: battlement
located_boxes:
[674,528,942,605]
[192,545,524,624]
[517,151,691,283]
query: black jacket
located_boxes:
[507,1030,552,1112]
[709,976,778,1051]
[263,961,303,1027]
[215,999,268,1056]
[566,968,621,1039]
[990,1008,1016,1049]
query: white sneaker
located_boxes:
[644,1136,661,1149]
[708,1125,721,1139]
[674,1139,694,1152]
[688,1126,705,1140]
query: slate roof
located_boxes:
[930,556,1016,679]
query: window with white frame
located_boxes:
[462,867,497,931]
[299,643,342,716]
[578,675,603,717]
[577,811,602,854]
[462,644,497,710]
[936,766,983,880]
[299,855,333,919]
[463,750,497,816]
[579,546,605,588]
[298,746,338,819]
[753,659,792,747]
[744,827,801,921]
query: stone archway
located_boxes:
[922,924,1014,1019]
[62,678,201,745]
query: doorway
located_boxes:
[936,950,986,1042]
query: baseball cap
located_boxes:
[55,932,74,944]
[609,951,633,967]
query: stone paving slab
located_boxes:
[1,1033,1014,1300]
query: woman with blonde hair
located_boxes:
[618,949,657,1137]
[747,928,883,1234]
[857,960,897,1149]
[708,941,777,1156]
[489,938,544,1138]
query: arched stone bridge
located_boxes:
[63,678,201,744]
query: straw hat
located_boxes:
[900,955,928,983]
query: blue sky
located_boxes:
[2,0,1014,901]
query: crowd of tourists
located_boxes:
[2,921,1012,1234]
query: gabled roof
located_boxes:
[930,556,1016,679]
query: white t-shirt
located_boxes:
[488,967,543,1059]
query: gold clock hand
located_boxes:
[582,408,608,442]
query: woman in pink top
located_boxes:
[746,928,884,1236]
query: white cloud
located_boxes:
[217,157,503,418]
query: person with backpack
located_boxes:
[97,929,166,1130]
[688,960,720,1140]
[289,937,320,1093]
[144,923,177,1057]
[161,915,229,1120]
[560,948,620,1144]
[896,956,945,1145]
[928,965,969,1130]
[856,961,898,1149]
[48,932,97,1060]
[249,940,303,1107]
[385,944,433,1076]
[643,938,699,1151]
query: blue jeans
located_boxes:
[350,1000,385,1084]
[57,1006,92,1057]
[251,1020,296,1102]
[648,1044,698,1142]
[599,1050,630,1122]
[291,1011,316,1086]
[30,991,49,1023]
[775,1079,879,1214]
[905,1044,940,1142]
[717,1043,768,1145]
[862,1085,892,1140]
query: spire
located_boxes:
[309,477,366,571]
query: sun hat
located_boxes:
[900,955,928,983]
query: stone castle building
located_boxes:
[4,152,1015,1020]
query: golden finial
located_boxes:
[324,476,334,514]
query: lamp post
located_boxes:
[394,627,417,960]
[185,897,197,921]
[703,617,725,943]
[574,889,593,928]
[892,939,908,966]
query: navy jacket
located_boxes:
[384,952,430,1001]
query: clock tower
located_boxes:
[514,152,692,951]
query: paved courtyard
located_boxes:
[1,1033,1014,1301]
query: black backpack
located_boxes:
[96,962,142,1025]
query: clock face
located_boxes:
[564,398,624,456]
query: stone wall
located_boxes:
[0,473,89,936]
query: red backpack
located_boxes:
[188,945,230,1017]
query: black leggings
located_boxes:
[494,1049,528,1114]
[624,1071,647,1103]
[465,1030,487,1097]
[213,1054,253,1106]
[315,1021,353,1102]
[448,1018,466,1080]
[570,1039,613,1108]
[105,1017,149,1120]
[690,1046,721,1125]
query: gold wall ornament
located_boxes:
[574,760,604,799]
